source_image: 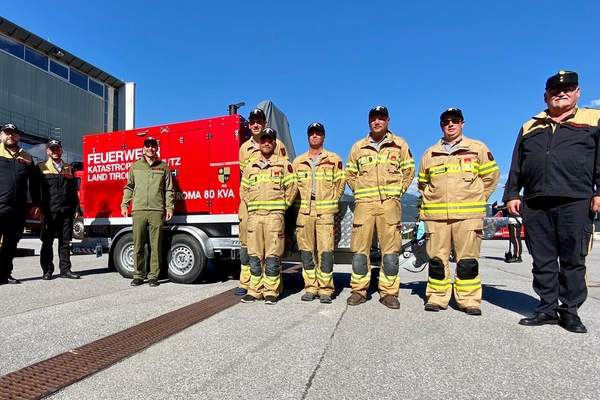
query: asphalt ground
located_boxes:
[1,237,599,399]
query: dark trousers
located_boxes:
[40,212,74,274]
[522,197,593,316]
[508,223,523,258]
[0,208,26,279]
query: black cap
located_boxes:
[545,70,579,90]
[1,123,19,133]
[260,127,277,140]
[143,137,158,146]
[440,108,464,121]
[369,105,389,118]
[307,122,325,136]
[248,108,266,120]
[46,140,62,149]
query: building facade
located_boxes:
[0,16,134,162]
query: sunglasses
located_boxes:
[547,85,578,97]
[440,118,463,126]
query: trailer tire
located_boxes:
[73,217,84,240]
[113,233,137,279]
[167,234,207,284]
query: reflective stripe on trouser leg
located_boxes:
[247,213,265,298]
[350,202,376,298]
[351,253,369,297]
[452,219,483,308]
[297,210,317,295]
[376,200,402,297]
[263,213,285,297]
[425,220,452,307]
[263,256,282,297]
[316,213,335,296]
[301,250,317,294]
[132,211,149,279]
[318,252,335,296]
[379,253,400,297]
[238,201,251,290]
[238,246,251,290]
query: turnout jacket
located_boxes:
[345,131,415,203]
[0,143,40,213]
[37,158,79,215]
[121,158,174,213]
[293,149,346,215]
[241,154,298,214]
[503,107,600,202]
[418,136,500,220]
[238,137,289,218]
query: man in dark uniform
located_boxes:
[503,70,600,333]
[37,140,81,280]
[0,123,41,285]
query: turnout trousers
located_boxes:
[237,201,251,290]
[296,202,335,297]
[247,212,285,298]
[522,197,593,316]
[0,207,26,280]
[132,210,164,280]
[350,199,402,298]
[425,219,483,309]
[40,212,74,274]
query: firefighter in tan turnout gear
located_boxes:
[346,106,415,309]
[418,108,499,315]
[235,108,289,296]
[240,128,297,305]
[293,122,345,304]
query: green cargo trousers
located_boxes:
[132,210,164,280]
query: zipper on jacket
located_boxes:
[543,122,557,195]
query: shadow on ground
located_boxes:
[402,280,538,315]
[483,285,538,316]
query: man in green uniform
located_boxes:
[121,137,174,287]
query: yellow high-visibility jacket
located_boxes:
[418,136,500,220]
[241,154,298,215]
[238,137,288,220]
[346,131,414,203]
[293,149,345,215]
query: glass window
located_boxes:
[49,60,69,80]
[69,68,88,90]
[24,47,48,70]
[0,34,24,58]
[88,79,104,97]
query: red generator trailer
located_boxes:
[81,113,251,283]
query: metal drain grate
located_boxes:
[0,264,302,399]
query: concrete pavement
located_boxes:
[1,238,599,399]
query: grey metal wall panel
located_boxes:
[0,51,113,157]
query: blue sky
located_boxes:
[3,1,600,203]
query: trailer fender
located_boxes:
[164,225,214,258]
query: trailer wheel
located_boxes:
[73,217,84,240]
[113,233,136,279]
[167,235,207,283]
